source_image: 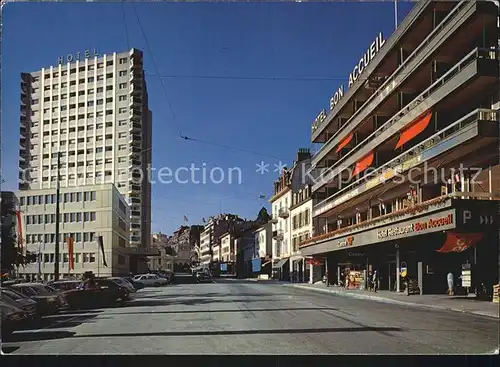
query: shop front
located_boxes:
[272,257,290,281]
[302,198,498,296]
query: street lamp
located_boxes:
[54,152,61,281]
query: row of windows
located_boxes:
[30,118,132,128]
[26,211,96,225]
[38,72,130,87]
[42,252,97,264]
[41,106,130,115]
[20,191,96,206]
[39,94,131,104]
[292,209,311,230]
[26,232,96,244]
[36,58,129,80]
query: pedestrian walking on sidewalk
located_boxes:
[447,272,455,296]
[373,270,378,293]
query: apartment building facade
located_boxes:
[290,185,314,283]
[17,184,131,280]
[301,0,499,294]
[270,149,314,280]
[18,48,153,274]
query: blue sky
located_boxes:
[1,1,413,234]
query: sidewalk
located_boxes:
[282,282,499,318]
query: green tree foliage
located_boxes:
[1,197,37,273]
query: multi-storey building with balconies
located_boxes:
[18,48,153,274]
[301,0,499,295]
[270,149,314,280]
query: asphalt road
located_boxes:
[2,280,498,354]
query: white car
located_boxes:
[133,274,169,287]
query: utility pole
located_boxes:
[54,152,61,281]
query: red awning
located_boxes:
[395,111,433,149]
[352,151,374,176]
[436,232,483,253]
[336,132,354,153]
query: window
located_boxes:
[119,70,127,77]
[118,107,127,114]
[119,83,127,89]
[118,95,127,101]
[89,253,96,263]
[119,57,128,64]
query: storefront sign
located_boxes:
[337,236,354,248]
[377,213,453,239]
[58,48,99,64]
[348,252,364,257]
[301,208,457,256]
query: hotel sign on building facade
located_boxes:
[58,48,99,64]
[313,32,386,128]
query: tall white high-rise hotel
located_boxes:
[19,48,152,250]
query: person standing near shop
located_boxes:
[447,272,454,296]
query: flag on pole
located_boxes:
[96,236,107,267]
[184,215,188,223]
[15,210,23,251]
[66,237,75,271]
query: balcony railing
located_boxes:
[272,229,284,240]
[313,108,499,216]
[278,207,289,218]
[311,0,469,139]
[314,47,495,190]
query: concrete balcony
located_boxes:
[272,230,284,241]
[278,207,289,218]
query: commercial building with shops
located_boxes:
[251,223,273,279]
[290,185,313,283]
[17,184,132,280]
[269,149,314,280]
[301,0,499,296]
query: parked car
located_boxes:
[64,279,130,309]
[1,299,27,339]
[10,283,64,316]
[133,274,169,287]
[108,277,136,298]
[124,277,145,290]
[49,280,83,292]
[1,288,38,320]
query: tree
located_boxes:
[1,195,37,273]
[256,207,271,224]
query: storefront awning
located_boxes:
[336,132,353,153]
[352,152,374,177]
[395,111,432,149]
[436,232,483,253]
[273,258,289,269]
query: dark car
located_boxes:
[1,288,38,320]
[124,277,145,290]
[10,283,63,316]
[1,299,27,339]
[64,279,130,309]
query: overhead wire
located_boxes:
[131,2,183,137]
[129,3,294,162]
[121,0,130,50]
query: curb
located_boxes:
[283,284,499,319]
